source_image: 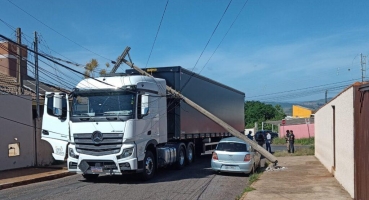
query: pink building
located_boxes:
[279,123,315,139]
[266,118,315,139]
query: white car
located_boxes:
[211,137,261,174]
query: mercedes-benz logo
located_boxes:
[91,131,103,144]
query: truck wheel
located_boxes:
[187,144,194,164]
[176,146,186,169]
[82,174,99,181]
[141,150,155,180]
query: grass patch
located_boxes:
[273,145,315,157]
[272,137,314,145]
[235,172,262,200]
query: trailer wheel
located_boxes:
[82,174,99,181]
[140,150,155,180]
[187,144,194,164]
[176,146,186,169]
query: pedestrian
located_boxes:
[255,131,265,147]
[289,130,295,153]
[247,131,254,140]
[266,132,272,153]
[285,130,290,153]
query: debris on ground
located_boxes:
[265,165,287,172]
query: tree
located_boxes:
[244,101,286,129]
[84,59,110,78]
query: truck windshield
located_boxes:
[72,91,136,118]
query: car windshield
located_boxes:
[72,91,136,117]
[216,142,247,152]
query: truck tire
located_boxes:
[176,146,186,169]
[82,174,99,181]
[186,143,194,164]
[141,150,155,180]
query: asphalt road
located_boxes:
[0,155,250,200]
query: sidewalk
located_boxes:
[0,163,72,190]
[242,156,352,200]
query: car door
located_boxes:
[41,92,70,161]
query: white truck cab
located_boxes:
[41,74,168,180]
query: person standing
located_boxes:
[266,132,272,153]
[247,131,254,140]
[285,130,290,153]
[289,130,295,153]
[255,131,265,147]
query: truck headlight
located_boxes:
[117,148,134,159]
[68,148,79,159]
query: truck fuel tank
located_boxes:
[157,147,177,167]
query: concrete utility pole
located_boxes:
[361,53,366,82]
[122,52,278,164]
[325,90,328,103]
[34,32,40,118]
[110,46,131,74]
[16,28,23,94]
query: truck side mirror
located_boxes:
[52,94,67,119]
[140,94,149,117]
[53,95,63,117]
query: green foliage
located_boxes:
[244,101,286,128]
[271,137,287,145]
[273,145,315,157]
[295,137,314,145]
[272,137,314,145]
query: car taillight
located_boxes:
[212,152,218,160]
[244,154,251,162]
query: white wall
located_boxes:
[245,128,255,136]
[314,87,354,198]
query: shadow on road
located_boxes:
[79,154,222,185]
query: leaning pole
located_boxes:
[123,57,278,164]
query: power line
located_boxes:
[145,0,169,68]
[247,78,360,99]
[199,0,249,75]
[254,81,360,102]
[6,0,114,63]
[181,0,233,92]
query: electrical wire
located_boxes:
[145,0,169,68]
[199,0,249,75]
[181,0,233,92]
[6,0,114,63]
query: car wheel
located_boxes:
[82,174,99,181]
[140,150,155,181]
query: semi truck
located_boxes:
[41,66,245,180]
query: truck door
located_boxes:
[41,92,70,161]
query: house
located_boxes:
[0,41,69,170]
[265,118,314,139]
[292,105,314,118]
[314,82,369,199]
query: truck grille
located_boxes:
[74,133,123,156]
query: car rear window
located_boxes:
[216,142,247,152]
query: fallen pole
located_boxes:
[123,57,278,164]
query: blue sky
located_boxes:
[1,0,369,102]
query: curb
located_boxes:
[0,171,73,190]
